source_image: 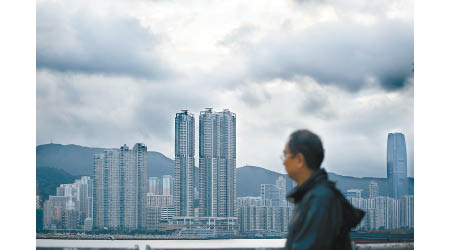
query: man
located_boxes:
[283,130,364,250]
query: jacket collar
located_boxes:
[287,168,366,230]
[287,168,328,202]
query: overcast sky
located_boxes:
[36,0,414,178]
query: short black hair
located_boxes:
[287,129,324,171]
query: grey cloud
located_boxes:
[292,0,327,4]
[293,0,396,15]
[133,86,211,141]
[338,83,413,135]
[217,25,259,48]
[245,19,413,92]
[37,71,140,147]
[36,1,173,79]
[328,84,414,176]
[238,87,271,108]
[302,95,327,113]
[299,93,336,120]
[36,70,212,149]
[36,0,413,178]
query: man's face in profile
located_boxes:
[283,145,298,181]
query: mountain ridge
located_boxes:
[36,143,413,199]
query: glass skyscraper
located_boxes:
[199,108,236,217]
[174,110,195,216]
[387,133,408,199]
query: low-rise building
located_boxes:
[168,216,238,237]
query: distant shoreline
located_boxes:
[36,234,208,240]
[36,231,413,242]
[36,234,283,240]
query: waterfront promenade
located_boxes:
[36,239,413,250]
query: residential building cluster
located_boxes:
[43,176,93,231]
[345,181,414,230]
[343,133,413,231]
[237,176,293,237]
[41,108,237,235]
[145,175,176,230]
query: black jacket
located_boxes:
[284,169,365,250]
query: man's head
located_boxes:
[282,129,324,183]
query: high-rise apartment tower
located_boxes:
[174,110,195,216]
[199,108,236,217]
[93,143,147,230]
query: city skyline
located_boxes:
[39,127,413,233]
[40,162,414,234]
[36,0,414,178]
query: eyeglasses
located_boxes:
[280,153,292,161]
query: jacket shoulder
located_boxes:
[307,181,340,202]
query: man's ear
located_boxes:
[296,152,306,169]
